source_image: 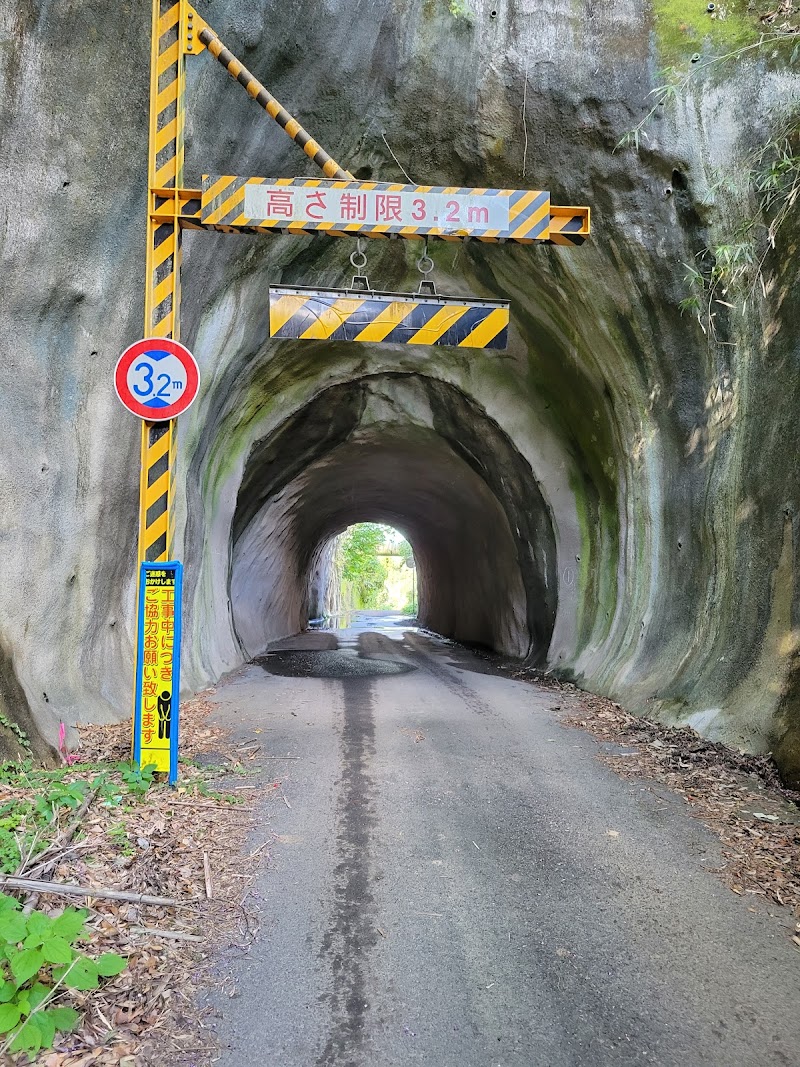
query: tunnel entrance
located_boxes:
[226,373,557,663]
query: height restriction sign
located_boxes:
[133,562,183,784]
[115,338,200,420]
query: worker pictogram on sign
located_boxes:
[114,338,200,420]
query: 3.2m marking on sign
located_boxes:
[130,353,186,405]
[243,184,510,232]
[202,177,553,242]
[115,338,200,421]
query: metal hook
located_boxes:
[350,237,371,291]
[416,239,434,277]
[416,239,436,295]
[350,236,368,272]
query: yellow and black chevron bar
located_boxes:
[193,16,351,180]
[548,205,591,246]
[269,286,510,350]
[202,176,555,244]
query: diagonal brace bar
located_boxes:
[194,18,353,181]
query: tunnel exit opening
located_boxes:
[309,523,419,631]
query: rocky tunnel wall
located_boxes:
[0,0,798,783]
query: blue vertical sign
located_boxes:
[133,561,183,786]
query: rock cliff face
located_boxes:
[0,0,798,781]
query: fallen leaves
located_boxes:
[1,695,262,1066]
[550,689,800,924]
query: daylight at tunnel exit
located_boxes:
[0,0,799,1064]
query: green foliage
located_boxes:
[0,893,126,1057]
[0,802,36,875]
[107,821,134,857]
[448,0,473,20]
[615,71,682,152]
[396,538,414,566]
[678,109,798,336]
[752,110,800,249]
[618,34,798,338]
[0,716,31,754]
[115,761,157,796]
[617,32,798,154]
[653,0,768,59]
[0,761,160,876]
[34,780,88,824]
[340,524,389,610]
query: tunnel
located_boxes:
[227,374,558,662]
[0,0,798,794]
[178,227,634,725]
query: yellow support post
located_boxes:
[132,0,193,753]
[139,0,191,571]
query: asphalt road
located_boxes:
[206,617,800,1067]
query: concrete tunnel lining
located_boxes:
[227,374,558,661]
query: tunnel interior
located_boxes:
[226,373,559,663]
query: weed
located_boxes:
[107,822,134,857]
[0,716,30,753]
[448,0,473,21]
[0,893,126,1057]
[619,44,799,337]
[33,781,88,825]
[187,780,244,804]
[115,762,157,797]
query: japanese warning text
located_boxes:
[135,566,179,776]
[242,184,510,232]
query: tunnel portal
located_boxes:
[227,373,558,662]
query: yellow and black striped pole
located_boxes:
[131,0,189,752]
[140,0,188,569]
[193,18,353,181]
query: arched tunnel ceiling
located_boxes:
[228,374,558,661]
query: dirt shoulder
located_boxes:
[0,694,264,1067]
[505,666,800,940]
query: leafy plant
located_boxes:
[0,894,126,1057]
[751,110,800,254]
[188,780,245,804]
[618,31,799,338]
[116,761,157,796]
[33,780,88,824]
[107,821,134,857]
[616,29,799,154]
[448,0,473,19]
[615,70,682,152]
[0,716,31,754]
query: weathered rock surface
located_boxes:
[0,0,798,782]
